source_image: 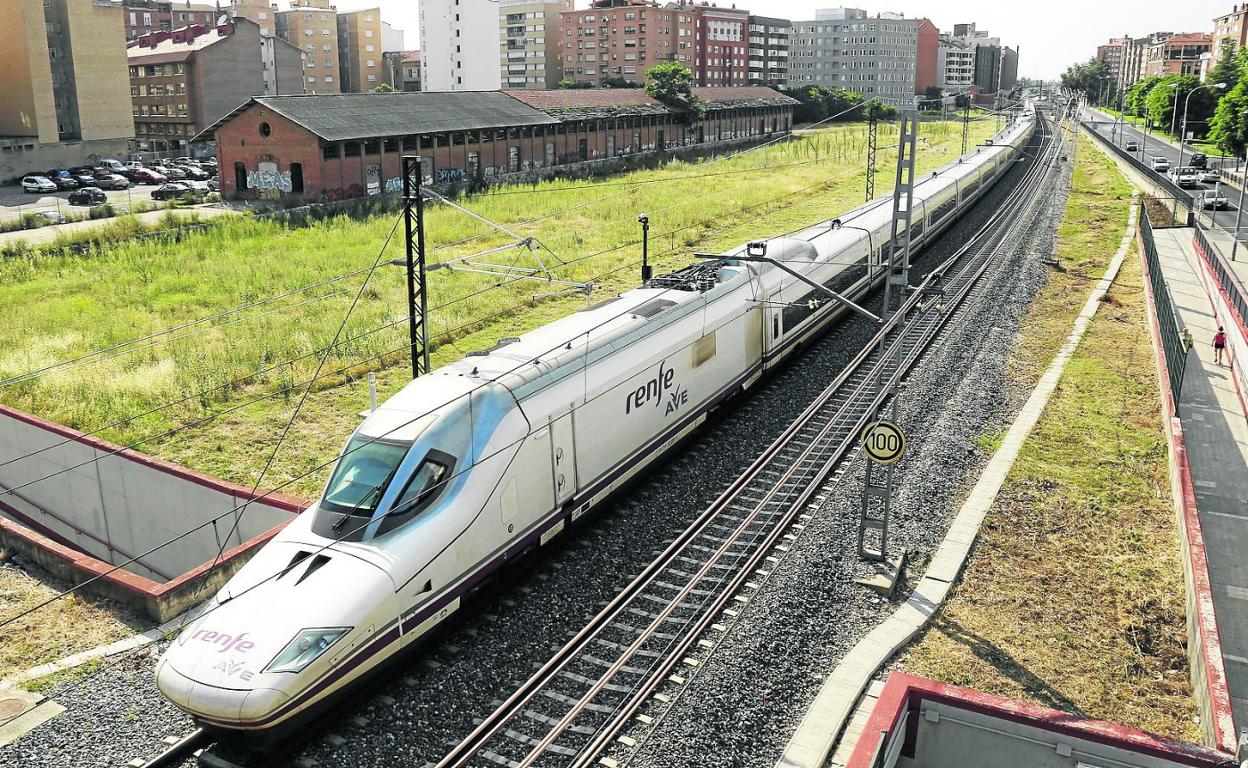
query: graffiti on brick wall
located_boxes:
[247,168,292,193]
[384,176,403,194]
[322,183,364,201]
[437,168,466,184]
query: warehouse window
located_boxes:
[344,141,361,157]
[323,143,340,159]
[363,139,380,155]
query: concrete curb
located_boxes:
[775,194,1140,768]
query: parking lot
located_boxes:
[0,182,165,224]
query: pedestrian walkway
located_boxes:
[0,205,236,249]
[1152,226,1248,730]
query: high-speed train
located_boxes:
[157,110,1036,739]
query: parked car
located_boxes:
[151,165,187,181]
[1173,166,1201,188]
[1201,186,1230,210]
[176,165,210,181]
[46,171,78,190]
[67,186,107,206]
[1151,156,1171,172]
[151,182,206,201]
[124,160,146,172]
[1124,140,1139,152]
[99,159,126,174]
[70,171,96,187]
[1189,152,1208,169]
[1200,169,1221,184]
[131,167,168,185]
[21,176,58,193]
[92,173,130,190]
[207,177,220,192]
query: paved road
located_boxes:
[0,205,237,248]
[1083,109,1248,242]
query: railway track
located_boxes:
[432,113,1065,768]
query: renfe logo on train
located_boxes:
[191,629,256,653]
[625,360,687,416]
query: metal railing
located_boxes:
[1140,208,1188,407]
[1193,221,1248,334]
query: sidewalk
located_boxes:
[1152,226,1248,729]
[0,205,236,249]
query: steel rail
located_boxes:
[433,113,1060,768]
[135,728,208,768]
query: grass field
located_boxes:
[0,118,998,500]
[898,134,1200,742]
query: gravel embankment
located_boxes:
[0,122,1062,768]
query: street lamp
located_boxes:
[1233,109,1248,262]
[1178,82,1228,172]
[1167,82,1182,141]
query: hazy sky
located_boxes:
[328,0,1235,80]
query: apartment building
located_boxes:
[748,16,790,88]
[937,36,974,91]
[383,49,420,91]
[275,0,341,94]
[786,8,918,108]
[230,0,274,35]
[0,0,134,178]
[1121,32,1171,88]
[335,9,385,91]
[1143,33,1212,78]
[499,0,571,90]
[1213,4,1248,57]
[914,18,938,94]
[123,1,220,40]
[128,18,303,155]
[420,0,501,91]
[559,0,749,88]
[1096,37,1127,86]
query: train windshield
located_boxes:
[321,437,411,516]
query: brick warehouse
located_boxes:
[200,87,797,200]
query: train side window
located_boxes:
[693,332,716,367]
[773,315,780,339]
[374,448,458,537]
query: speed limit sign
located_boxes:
[861,420,907,465]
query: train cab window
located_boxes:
[375,449,457,537]
[322,438,410,516]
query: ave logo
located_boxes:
[625,360,687,418]
[212,659,254,682]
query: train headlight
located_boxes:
[264,627,351,674]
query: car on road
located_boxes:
[1189,152,1208,169]
[21,176,58,193]
[1201,186,1230,210]
[1125,140,1139,151]
[67,186,107,206]
[1151,156,1171,172]
[1173,166,1201,188]
[1200,169,1221,184]
[92,172,130,190]
[131,167,168,185]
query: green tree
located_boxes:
[1126,75,1164,117]
[602,76,642,89]
[1059,57,1113,101]
[1146,75,1218,138]
[644,61,706,122]
[1209,46,1248,156]
[372,82,396,92]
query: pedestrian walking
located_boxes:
[1183,328,1195,351]
[1214,326,1227,365]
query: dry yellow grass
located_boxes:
[0,554,142,684]
[898,136,1200,742]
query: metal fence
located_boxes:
[1192,221,1248,333]
[1139,208,1188,407]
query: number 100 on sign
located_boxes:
[861,420,907,465]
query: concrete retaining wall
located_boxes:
[0,404,307,620]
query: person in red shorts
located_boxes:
[1214,326,1227,365]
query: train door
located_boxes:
[550,412,576,506]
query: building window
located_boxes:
[323,143,341,159]
[259,122,272,137]
[344,142,361,157]
[363,139,380,154]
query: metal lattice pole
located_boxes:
[865,113,878,202]
[402,155,430,378]
[961,100,970,159]
[858,110,918,563]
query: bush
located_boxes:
[88,203,116,220]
